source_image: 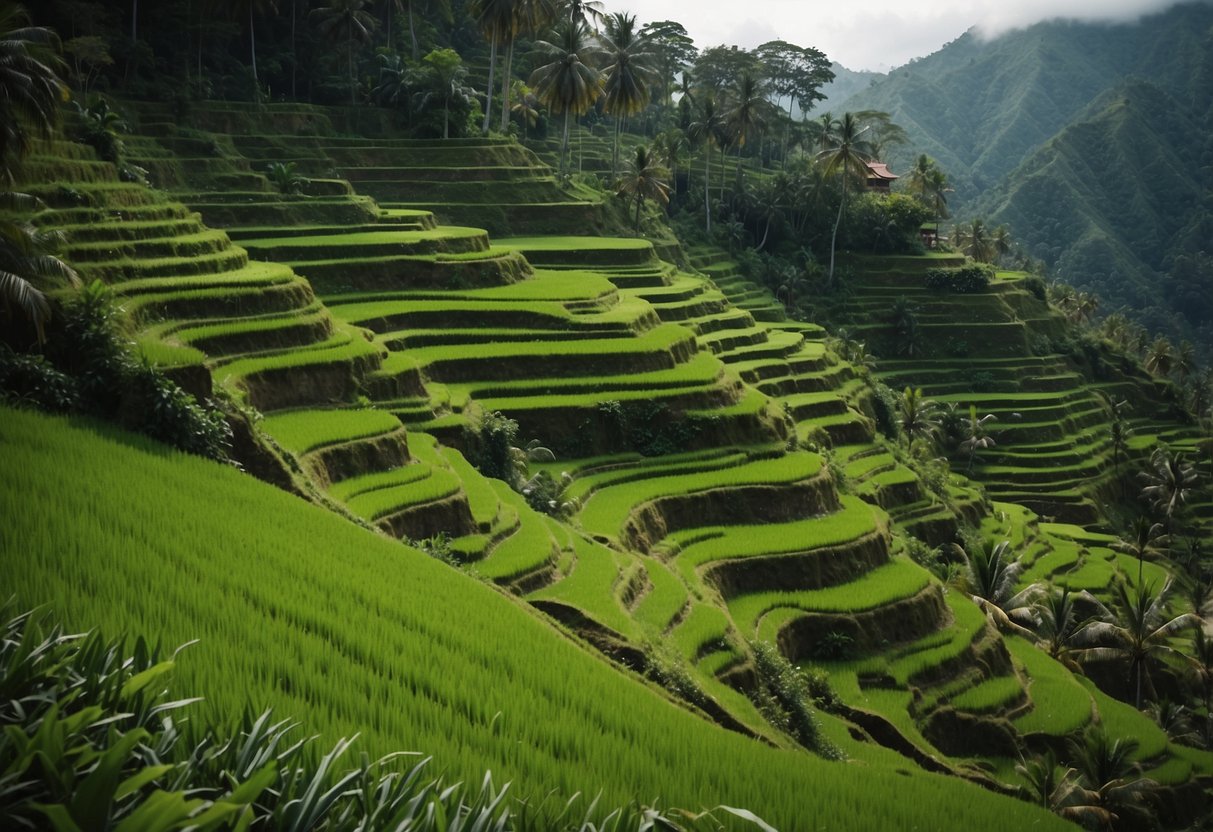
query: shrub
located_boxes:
[749,641,843,759]
[0,348,79,412]
[1022,275,1047,301]
[924,263,994,293]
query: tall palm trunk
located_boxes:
[612,116,621,178]
[634,192,643,233]
[290,0,297,99]
[703,145,711,233]
[408,5,419,60]
[249,4,259,93]
[482,40,497,134]
[828,174,847,288]
[500,40,514,133]
[559,109,570,174]
[348,34,355,106]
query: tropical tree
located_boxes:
[1032,587,1106,669]
[889,295,919,357]
[1111,516,1167,587]
[816,112,875,288]
[1144,336,1174,377]
[651,128,687,197]
[615,144,668,234]
[686,94,726,233]
[390,0,452,61]
[954,218,996,263]
[1078,580,1199,708]
[897,386,939,450]
[0,192,80,344]
[468,0,513,134]
[1065,728,1158,828]
[1015,750,1113,826]
[1188,629,1213,745]
[1139,446,1199,529]
[0,3,69,184]
[528,19,600,175]
[499,0,558,133]
[1105,394,1133,494]
[310,0,378,106]
[509,81,540,139]
[959,405,997,473]
[265,161,305,194]
[598,12,656,176]
[220,0,279,95]
[725,72,769,176]
[952,538,1043,635]
[414,47,475,139]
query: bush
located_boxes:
[0,348,79,412]
[749,641,843,759]
[924,263,994,293]
[1022,275,1047,301]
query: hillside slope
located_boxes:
[0,406,1073,831]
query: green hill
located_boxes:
[837,2,1213,351]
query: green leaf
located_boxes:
[115,764,175,801]
[112,790,206,832]
[32,804,84,832]
[69,729,148,825]
[120,660,175,700]
[224,762,277,805]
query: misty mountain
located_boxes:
[836,1,1213,349]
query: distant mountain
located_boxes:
[836,1,1213,350]
[816,63,884,112]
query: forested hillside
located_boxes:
[838,1,1213,352]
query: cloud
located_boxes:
[619,0,1197,70]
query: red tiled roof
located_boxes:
[866,161,898,181]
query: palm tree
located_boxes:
[1139,446,1199,529]
[955,218,996,263]
[1175,340,1196,385]
[1111,516,1167,587]
[509,81,540,139]
[497,0,558,133]
[414,48,474,138]
[615,144,668,234]
[1187,630,1213,746]
[468,0,514,135]
[0,3,68,184]
[221,0,278,95]
[651,128,686,198]
[310,0,377,106]
[952,539,1043,635]
[1015,750,1108,826]
[528,19,600,175]
[1144,336,1174,377]
[889,296,919,357]
[687,94,726,233]
[960,405,997,473]
[598,12,656,177]
[1066,727,1158,828]
[725,72,768,181]
[816,112,875,288]
[1079,580,1199,708]
[390,0,452,61]
[0,192,80,344]
[897,387,939,451]
[1105,394,1133,495]
[1033,587,1106,669]
[991,225,1013,263]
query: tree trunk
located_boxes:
[132,0,138,40]
[560,109,570,175]
[500,40,514,133]
[291,0,297,99]
[634,192,643,234]
[612,115,620,178]
[443,98,450,138]
[703,145,711,233]
[348,32,355,106]
[482,40,497,134]
[250,4,258,93]
[828,174,847,288]
[757,216,770,250]
[385,2,392,49]
[408,5,419,61]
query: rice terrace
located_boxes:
[3,0,1213,829]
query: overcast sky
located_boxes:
[617,0,1195,71]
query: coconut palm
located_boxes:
[615,144,668,235]
[1066,727,1158,828]
[562,0,604,27]
[686,94,726,233]
[1112,516,1167,588]
[1144,336,1174,377]
[220,0,279,94]
[897,387,939,451]
[1015,750,1109,825]
[0,192,80,344]
[889,295,919,357]
[954,218,996,263]
[498,0,559,133]
[468,0,512,134]
[598,12,656,177]
[0,3,68,184]
[1139,446,1199,528]
[1188,629,1213,745]
[1175,340,1197,385]
[509,81,540,139]
[960,405,997,473]
[528,19,601,175]
[1078,580,1199,708]
[651,128,687,197]
[952,539,1043,635]
[816,112,875,289]
[310,0,377,106]
[1033,587,1107,669]
[725,72,769,172]
[1105,394,1133,494]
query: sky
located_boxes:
[617,0,1193,71]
